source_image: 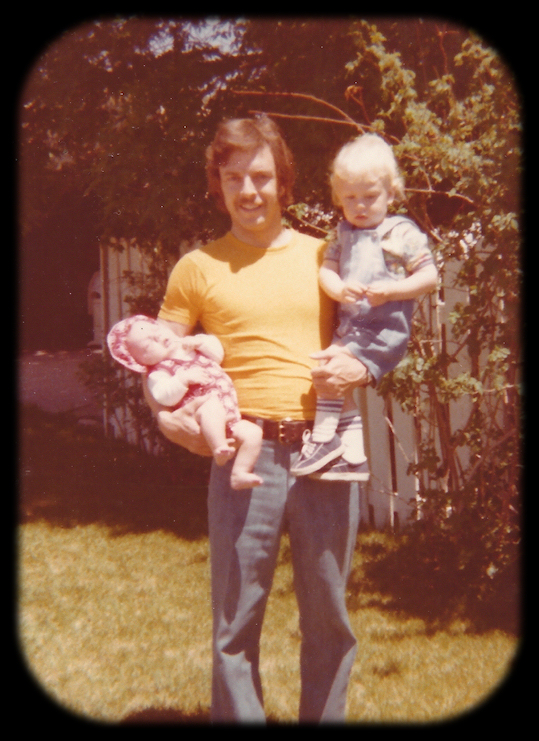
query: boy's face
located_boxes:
[334,173,394,229]
[218,145,283,242]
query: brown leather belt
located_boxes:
[242,415,313,444]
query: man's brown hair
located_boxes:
[206,115,296,211]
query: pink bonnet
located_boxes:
[107,314,158,373]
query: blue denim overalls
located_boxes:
[330,216,417,381]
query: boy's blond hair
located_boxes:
[330,133,405,205]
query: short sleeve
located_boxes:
[383,221,435,276]
[158,254,205,328]
[323,223,346,263]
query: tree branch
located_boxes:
[465,427,516,484]
[405,186,475,206]
[231,89,361,128]
[247,109,362,131]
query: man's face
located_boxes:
[219,145,283,241]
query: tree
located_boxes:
[19,18,254,343]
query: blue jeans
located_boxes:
[208,436,360,723]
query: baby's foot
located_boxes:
[230,471,264,491]
[213,445,236,466]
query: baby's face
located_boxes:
[334,173,394,229]
[126,321,178,366]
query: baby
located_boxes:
[107,315,263,490]
[291,133,438,480]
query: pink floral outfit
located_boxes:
[107,315,241,433]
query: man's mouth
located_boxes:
[238,200,263,212]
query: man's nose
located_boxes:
[240,176,257,195]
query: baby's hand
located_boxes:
[341,281,367,304]
[180,336,200,351]
[364,281,395,306]
[186,367,209,385]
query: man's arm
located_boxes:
[156,318,192,339]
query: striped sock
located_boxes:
[337,412,367,464]
[311,398,344,442]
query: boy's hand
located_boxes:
[364,281,395,306]
[341,281,367,303]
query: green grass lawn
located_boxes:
[17,407,520,724]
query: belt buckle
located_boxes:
[278,417,295,445]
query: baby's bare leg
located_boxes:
[195,396,236,465]
[229,420,264,490]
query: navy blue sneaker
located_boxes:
[309,456,370,481]
[290,431,344,476]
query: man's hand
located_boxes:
[310,347,371,399]
[157,403,214,456]
[143,375,213,456]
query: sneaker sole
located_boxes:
[290,443,345,476]
[310,470,370,481]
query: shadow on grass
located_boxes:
[120,706,210,724]
[18,405,212,539]
[120,706,284,725]
[349,529,520,635]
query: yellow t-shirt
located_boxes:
[158,230,335,420]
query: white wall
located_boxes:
[359,386,417,530]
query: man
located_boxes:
[145,116,371,722]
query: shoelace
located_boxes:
[300,430,317,455]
